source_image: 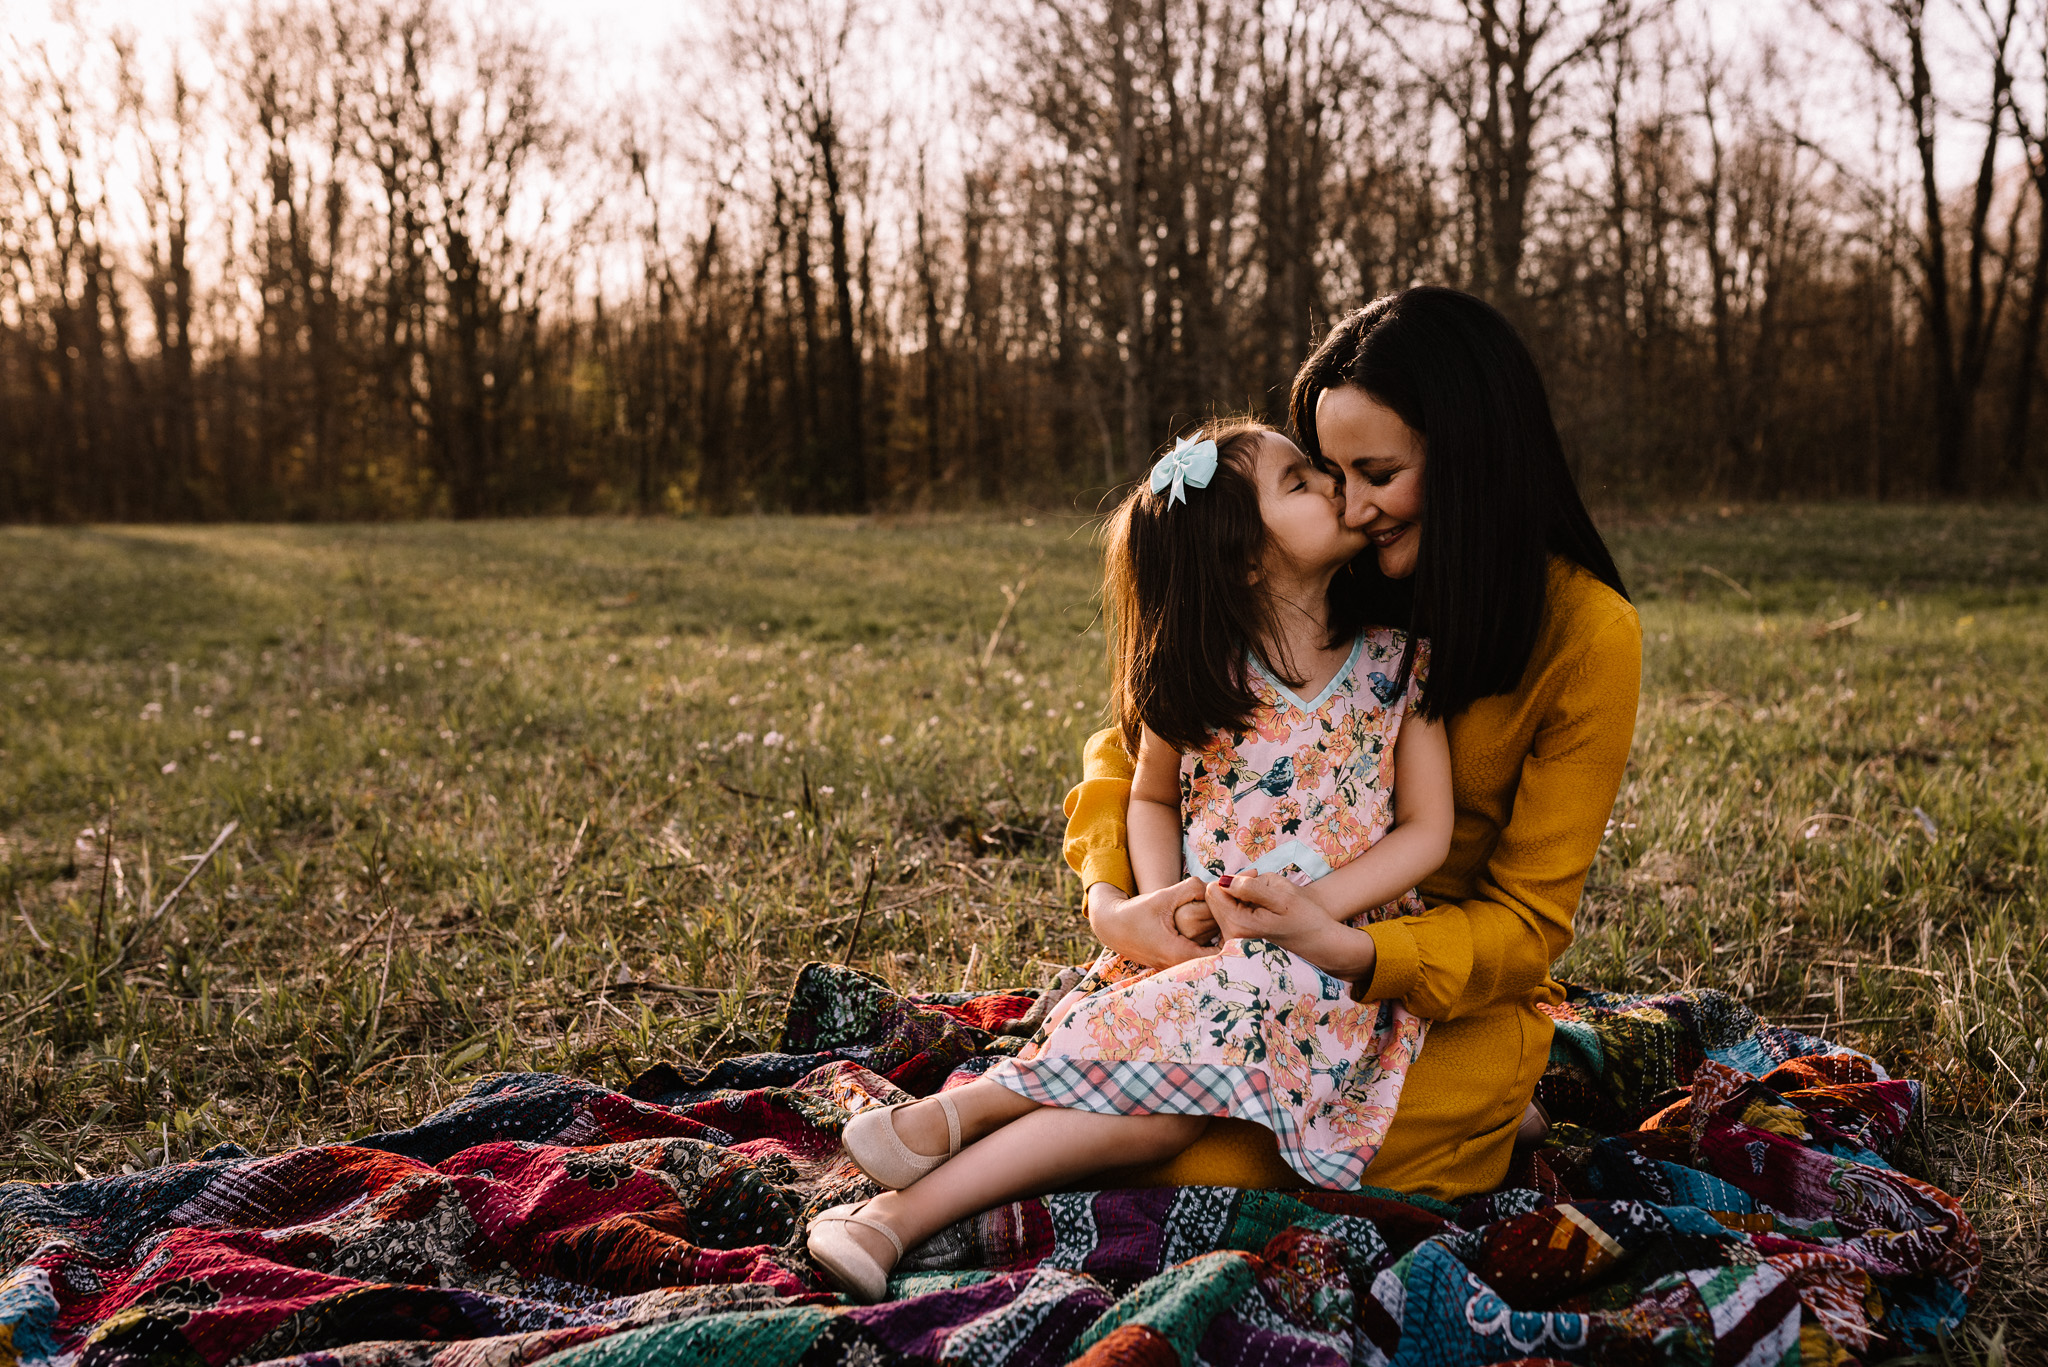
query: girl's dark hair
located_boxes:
[1288,287,1628,720]
[1106,417,1364,754]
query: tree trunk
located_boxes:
[814,116,867,511]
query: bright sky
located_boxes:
[10,0,2020,194]
[18,0,704,90]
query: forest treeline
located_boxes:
[4,0,2047,522]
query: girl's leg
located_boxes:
[833,1107,1209,1269]
[878,1078,1040,1157]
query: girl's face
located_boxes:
[1314,386,1425,580]
[1246,431,1364,579]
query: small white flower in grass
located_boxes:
[818,785,835,796]
[878,734,895,747]
[249,736,262,748]
[229,730,246,743]
[161,761,177,774]
[728,694,744,707]
[734,731,755,745]
[780,809,797,820]
[140,702,163,721]
[696,741,712,751]
[763,731,784,748]
[1804,824,1823,840]
[1021,745,1038,757]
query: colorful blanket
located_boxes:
[1,965,1977,1366]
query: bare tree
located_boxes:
[1370,0,1648,314]
[4,0,2048,521]
[728,0,875,511]
[1817,0,2023,494]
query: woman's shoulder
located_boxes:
[1545,558,1639,640]
[1536,556,1641,686]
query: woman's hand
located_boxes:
[1206,873,1378,985]
[1087,879,1214,970]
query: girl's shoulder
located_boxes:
[1356,624,1419,656]
[1352,626,1430,684]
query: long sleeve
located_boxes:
[1062,726,1137,896]
[1363,601,1642,1021]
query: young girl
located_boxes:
[807,419,1454,1301]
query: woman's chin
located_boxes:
[1375,547,1418,579]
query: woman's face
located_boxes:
[1314,386,1425,580]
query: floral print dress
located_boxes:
[986,629,1430,1189]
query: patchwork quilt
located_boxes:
[0,965,1977,1365]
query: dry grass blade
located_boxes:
[2,819,237,1030]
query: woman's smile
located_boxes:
[1314,387,1426,579]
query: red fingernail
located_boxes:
[1216,874,1234,888]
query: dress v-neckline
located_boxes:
[1248,635,1364,714]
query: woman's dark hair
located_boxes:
[1288,287,1627,720]
[1105,417,1364,754]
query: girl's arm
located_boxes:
[1299,714,1454,921]
[1127,727,1187,894]
[1205,714,1454,984]
[1361,589,1641,1017]
[1064,727,1213,970]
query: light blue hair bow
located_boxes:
[1150,432,1218,506]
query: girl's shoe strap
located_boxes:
[817,1207,904,1258]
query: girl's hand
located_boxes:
[1206,873,1378,983]
[1087,878,1213,970]
[1172,896,1219,947]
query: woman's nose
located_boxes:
[1340,480,1375,529]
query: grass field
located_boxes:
[2,506,2044,1358]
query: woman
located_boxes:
[1065,287,1642,1201]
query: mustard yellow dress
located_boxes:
[1061,558,1642,1201]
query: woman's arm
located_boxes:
[1064,725,1204,971]
[1063,727,1138,896]
[1298,714,1453,921]
[1362,601,1642,1018]
[1127,728,1186,894]
[1065,728,1213,968]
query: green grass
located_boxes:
[1,505,2044,1356]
